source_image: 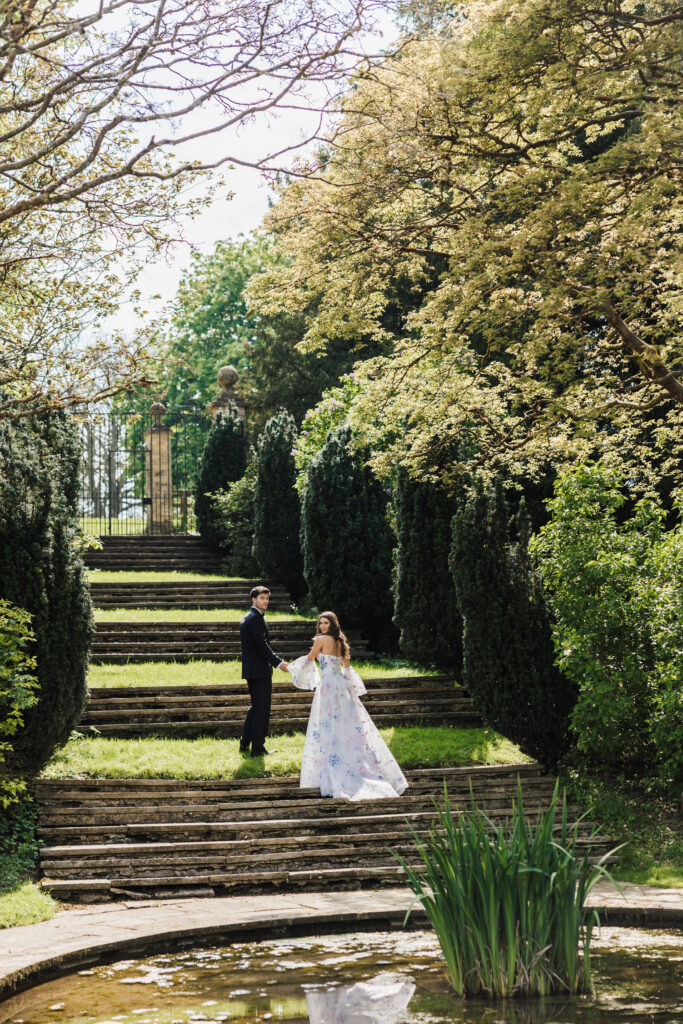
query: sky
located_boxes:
[107,112,312,336]
[107,7,400,338]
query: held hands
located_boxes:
[279,662,290,673]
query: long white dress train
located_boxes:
[289,654,408,801]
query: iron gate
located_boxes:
[78,405,210,535]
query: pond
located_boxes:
[1,928,681,1024]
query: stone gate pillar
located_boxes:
[208,365,247,421]
[144,401,173,533]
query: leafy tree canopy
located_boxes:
[253,0,683,494]
[143,233,358,431]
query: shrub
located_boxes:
[195,405,247,549]
[0,601,38,806]
[253,409,305,600]
[301,426,394,646]
[0,413,93,776]
[293,374,362,492]
[531,463,683,792]
[392,469,462,671]
[396,781,615,998]
[210,465,259,577]
[450,477,576,767]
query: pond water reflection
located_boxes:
[1,928,681,1024]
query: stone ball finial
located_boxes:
[218,365,239,390]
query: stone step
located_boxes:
[36,766,613,902]
[40,821,606,871]
[76,673,480,735]
[41,848,615,902]
[90,620,375,663]
[85,535,225,573]
[90,580,292,610]
[94,620,317,632]
[41,833,609,881]
[77,676,476,737]
[83,676,458,698]
[38,786,560,825]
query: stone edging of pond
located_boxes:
[0,883,681,1010]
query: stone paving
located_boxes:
[0,881,681,1001]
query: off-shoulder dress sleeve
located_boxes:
[341,664,367,696]
[289,655,321,690]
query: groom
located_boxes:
[239,585,289,757]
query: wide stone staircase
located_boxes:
[90,579,292,610]
[79,675,480,737]
[91,620,373,663]
[85,536,224,573]
[36,764,612,903]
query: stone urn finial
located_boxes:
[217,365,239,390]
[149,400,166,428]
[209,364,247,421]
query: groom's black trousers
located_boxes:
[241,675,272,752]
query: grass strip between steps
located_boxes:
[93,608,311,623]
[87,660,437,689]
[88,571,242,583]
[43,728,527,781]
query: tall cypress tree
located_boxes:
[301,426,394,646]
[252,409,305,600]
[0,413,93,775]
[449,477,576,767]
[195,404,247,550]
[393,469,462,671]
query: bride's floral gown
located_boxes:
[288,654,408,801]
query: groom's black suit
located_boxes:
[239,605,283,754]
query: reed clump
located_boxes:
[395,780,618,998]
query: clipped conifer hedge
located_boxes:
[253,409,305,600]
[0,413,93,776]
[449,477,576,767]
[392,469,462,671]
[301,426,394,646]
[195,404,247,550]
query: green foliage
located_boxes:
[254,2,683,491]
[293,375,363,491]
[0,413,93,776]
[301,426,394,645]
[396,781,615,998]
[531,463,683,793]
[392,469,462,670]
[253,410,305,599]
[0,789,55,928]
[562,767,683,889]
[149,234,274,409]
[210,464,259,577]
[0,601,38,806]
[139,232,355,431]
[195,406,247,549]
[450,478,576,767]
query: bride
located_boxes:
[288,611,408,801]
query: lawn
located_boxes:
[87,659,436,688]
[43,727,526,780]
[88,570,242,583]
[0,876,55,930]
[93,607,307,623]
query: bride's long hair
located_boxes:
[317,611,350,659]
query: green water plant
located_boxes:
[395,781,619,998]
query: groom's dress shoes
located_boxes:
[251,747,277,757]
[239,742,250,754]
